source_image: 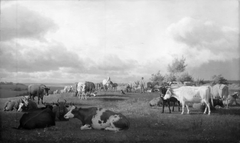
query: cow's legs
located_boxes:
[167,101,171,113]
[204,102,211,115]
[105,126,120,132]
[181,102,185,114]
[185,104,190,114]
[81,124,92,130]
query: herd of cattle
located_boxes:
[2,78,240,131]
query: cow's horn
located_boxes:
[57,99,59,103]
[64,99,66,104]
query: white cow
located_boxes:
[76,82,85,99]
[63,86,73,93]
[102,77,111,91]
[164,86,213,115]
[210,84,229,100]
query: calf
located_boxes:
[64,106,130,132]
[15,105,55,129]
[159,97,181,113]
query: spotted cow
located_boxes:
[64,106,130,132]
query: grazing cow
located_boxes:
[64,106,130,132]
[15,105,55,129]
[76,81,96,99]
[224,92,239,108]
[210,84,229,100]
[52,99,69,121]
[164,86,213,115]
[63,86,74,93]
[3,97,29,112]
[28,84,50,104]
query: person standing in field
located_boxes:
[140,77,145,93]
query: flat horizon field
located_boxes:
[0,83,240,143]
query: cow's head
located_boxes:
[64,105,77,119]
[54,99,70,120]
[44,87,50,96]
[163,88,173,100]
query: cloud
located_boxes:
[1,4,58,41]
[167,17,239,62]
[188,58,240,80]
[0,42,83,72]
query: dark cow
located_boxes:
[15,105,55,129]
[20,99,38,111]
[158,86,180,113]
[52,99,69,121]
[159,97,181,113]
[109,81,118,91]
[3,97,29,112]
[64,106,130,132]
[28,84,50,104]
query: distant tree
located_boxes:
[195,78,206,86]
[176,72,193,83]
[163,73,176,83]
[168,57,187,75]
[150,70,164,84]
[211,74,228,85]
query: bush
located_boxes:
[211,75,228,85]
[176,72,193,83]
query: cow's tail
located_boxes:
[208,86,214,107]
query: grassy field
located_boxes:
[0,84,240,143]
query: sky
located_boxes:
[0,0,239,83]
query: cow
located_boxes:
[3,97,29,112]
[76,81,96,100]
[102,77,111,91]
[224,92,239,108]
[21,99,38,111]
[210,84,229,100]
[53,90,60,94]
[163,86,213,115]
[52,99,70,121]
[63,86,74,93]
[159,97,181,113]
[109,81,118,91]
[126,83,132,92]
[64,106,130,132]
[28,84,50,104]
[15,105,55,129]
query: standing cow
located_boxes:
[164,86,213,115]
[28,84,50,104]
[102,77,111,91]
[76,81,96,99]
[210,84,229,100]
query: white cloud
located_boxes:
[166,17,239,67]
[1,4,58,41]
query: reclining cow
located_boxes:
[52,99,70,121]
[3,97,29,112]
[14,104,55,129]
[64,106,130,132]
